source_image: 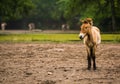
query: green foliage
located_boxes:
[0,0,35,21]
[57,0,120,31]
[30,0,60,20]
[57,0,120,19]
[27,0,65,29]
[0,0,120,31]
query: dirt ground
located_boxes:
[0,43,120,84]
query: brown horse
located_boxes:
[79,18,101,70]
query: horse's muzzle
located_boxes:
[79,36,83,40]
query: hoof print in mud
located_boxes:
[41,80,56,84]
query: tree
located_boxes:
[28,0,64,29]
[57,0,120,32]
[0,0,35,21]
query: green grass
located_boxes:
[0,33,120,43]
[101,34,120,42]
[0,34,79,42]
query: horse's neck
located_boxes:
[87,27,94,42]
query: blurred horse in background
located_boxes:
[28,23,35,31]
[1,22,7,31]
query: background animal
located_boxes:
[28,23,35,31]
[1,22,7,31]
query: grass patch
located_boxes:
[0,34,79,43]
[101,34,120,43]
[0,33,120,43]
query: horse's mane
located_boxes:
[80,18,93,25]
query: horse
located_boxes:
[1,22,7,31]
[28,23,35,31]
[61,24,70,31]
[79,18,101,70]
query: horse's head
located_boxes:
[79,21,91,40]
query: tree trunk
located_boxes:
[110,0,116,32]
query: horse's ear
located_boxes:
[80,19,89,24]
[86,18,93,25]
[86,18,92,22]
[80,20,84,23]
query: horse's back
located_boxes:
[92,26,101,44]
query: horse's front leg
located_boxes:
[93,55,96,70]
[86,47,91,70]
[87,55,91,70]
[92,46,96,70]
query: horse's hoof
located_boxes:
[93,67,96,70]
[87,67,91,70]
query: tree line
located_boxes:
[0,0,120,32]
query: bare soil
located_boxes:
[0,43,120,84]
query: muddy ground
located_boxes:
[0,43,120,84]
